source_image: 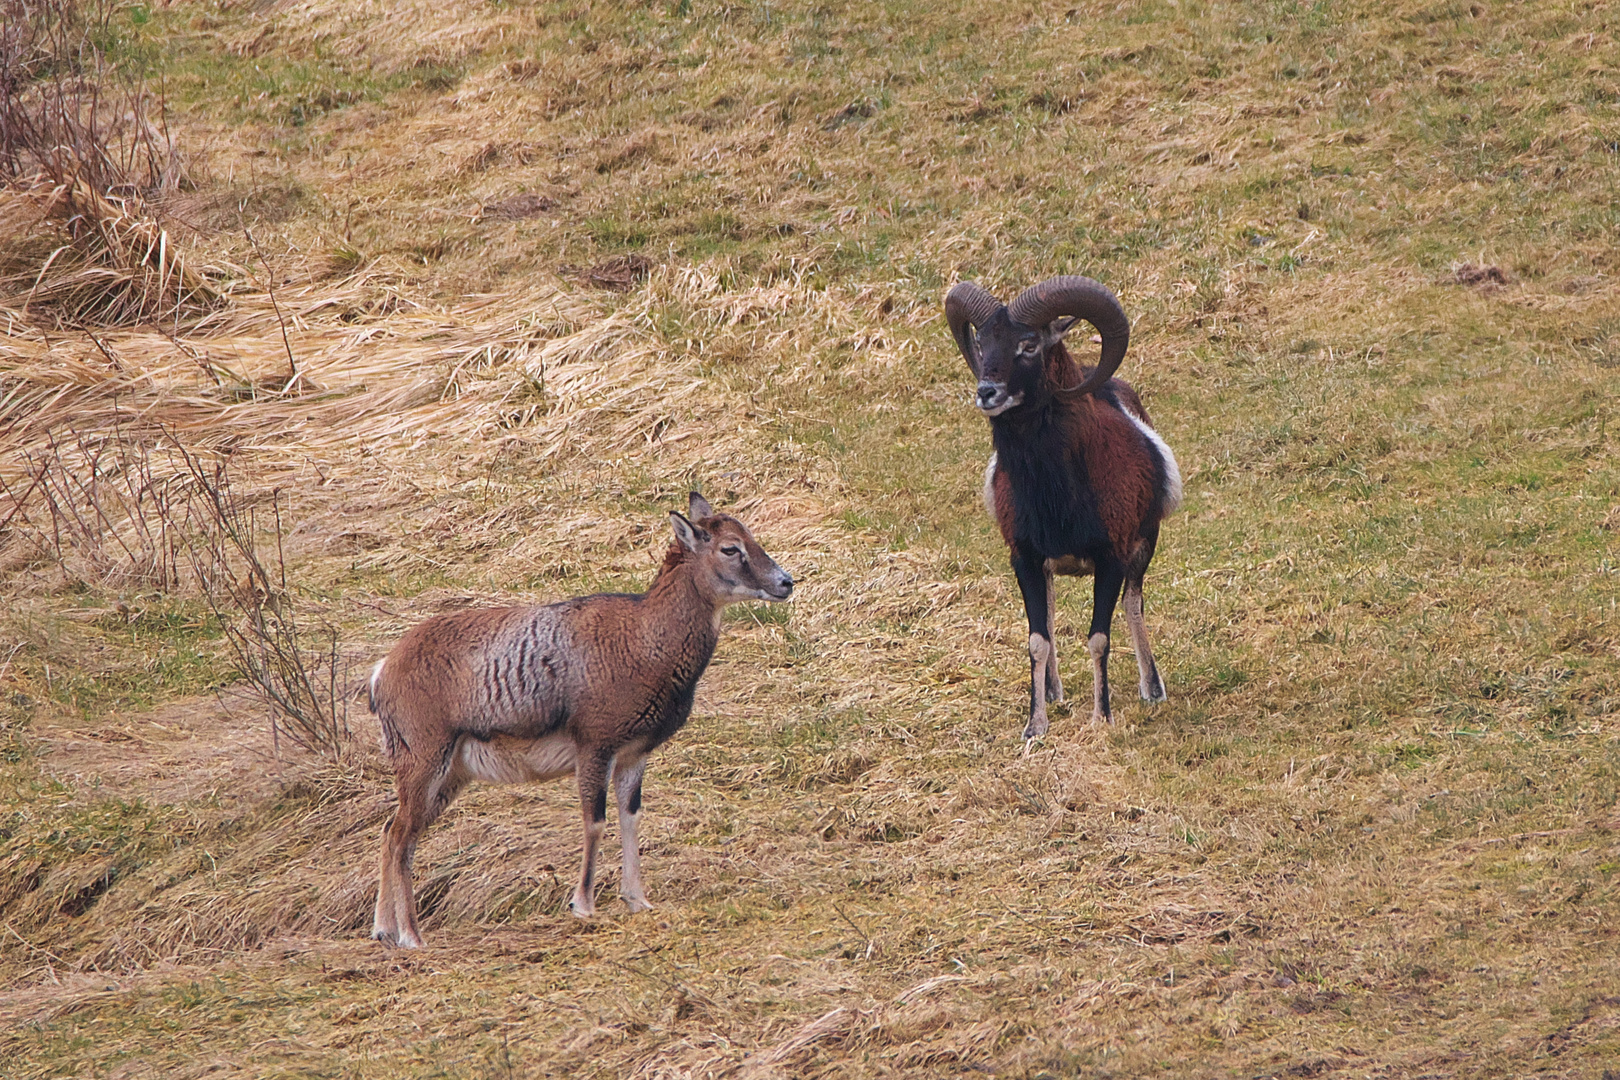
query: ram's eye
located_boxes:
[1017,340,1039,355]
[720,545,741,556]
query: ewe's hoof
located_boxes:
[1022,712,1050,742]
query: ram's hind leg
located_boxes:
[1123,578,1166,702]
[1123,529,1165,704]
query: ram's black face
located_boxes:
[971,308,1057,417]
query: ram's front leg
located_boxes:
[1087,557,1126,724]
[1012,544,1054,741]
[1043,562,1064,704]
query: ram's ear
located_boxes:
[688,491,714,521]
[1049,316,1080,339]
[670,511,709,552]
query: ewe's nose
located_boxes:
[977,382,999,407]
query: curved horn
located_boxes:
[944,281,1003,378]
[1007,275,1130,395]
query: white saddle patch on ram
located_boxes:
[1123,412,1183,515]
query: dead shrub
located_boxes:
[176,448,351,761]
[0,426,350,759]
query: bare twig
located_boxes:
[242,226,302,392]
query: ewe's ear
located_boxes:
[670,511,709,552]
[688,491,714,521]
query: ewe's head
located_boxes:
[945,275,1131,418]
[669,492,794,604]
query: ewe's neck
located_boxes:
[646,546,726,633]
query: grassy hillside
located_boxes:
[2,0,1617,1076]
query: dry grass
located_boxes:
[1,0,1618,1077]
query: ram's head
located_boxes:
[945,275,1130,416]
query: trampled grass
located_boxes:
[1,0,1618,1076]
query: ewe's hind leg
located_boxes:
[1123,579,1166,702]
[375,763,434,947]
[614,755,653,913]
[375,742,466,949]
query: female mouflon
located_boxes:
[945,275,1182,740]
[368,493,793,948]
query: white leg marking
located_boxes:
[1025,632,1051,741]
[1088,631,1112,724]
[615,757,653,913]
[572,819,605,918]
[372,820,397,944]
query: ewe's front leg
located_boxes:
[571,750,613,917]
[614,755,653,913]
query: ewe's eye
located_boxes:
[720,545,741,557]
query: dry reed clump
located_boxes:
[0,176,220,327]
